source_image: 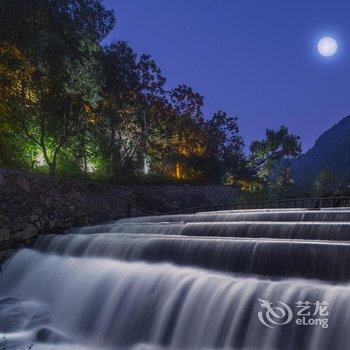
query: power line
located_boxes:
[214,0,230,107]
[197,0,224,110]
[197,0,212,53]
[175,0,214,111]
[175,0,202,83]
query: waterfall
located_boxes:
[117,210,350,223]
[35,233,350,282]
[1,208,350,349]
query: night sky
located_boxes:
[103,0,350,151]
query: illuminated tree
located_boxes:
[163,85,206,180]
[93,41,168,178]
[250,126,301,180]
[0,43,38,167]
[0,0,115,174]
[0,0,254,186]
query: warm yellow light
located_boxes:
[175,162,181,179]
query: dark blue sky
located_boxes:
[103,0,350,151]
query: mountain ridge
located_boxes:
[291,115,350,186]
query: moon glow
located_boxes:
[317,37,338,57]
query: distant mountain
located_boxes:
[291,115,350,186]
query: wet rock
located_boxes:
[0,173,6,187]
[16,177,31,193]
[12,225,38,242]
[0,249,14,264]
[30,214,40,222]
[0,228,10,242]
[0,298,50,333]
[35,327,73,344]
[9,219,23,233]
[0,168,237,255]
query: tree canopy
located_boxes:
[250,126,302,180]
[0,0,303,193]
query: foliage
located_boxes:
[202,111,250,184]
[0,0,115,174]
[311,168,339,197]
[0,0,305,194]
[250,126,302,180]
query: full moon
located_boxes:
[317,37,338,57]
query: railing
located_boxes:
[165,196,350,215]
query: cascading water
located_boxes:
[1,208,350,349]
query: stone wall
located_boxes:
[0,168,237,261]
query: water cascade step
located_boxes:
[35,233,350,282]
[68,221,350,241]
[1,208,350,349]
[117,209,350,223]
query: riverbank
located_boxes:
[0,168,237,261]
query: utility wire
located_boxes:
[175,0,213,111]
[214,0,230,107]
[197,0,213,54]
[197,0,223,109]
[175,0,202,83]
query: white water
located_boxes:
[1,208,350,349]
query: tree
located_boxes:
[276,161,294,187]
[250,126,301,180]
[160,85,206,180]
[93,41,139,177]
[0,0,115,174]
[0,0,303,188]
[94,42,167,178]
[311,168,339,197]
[170,85,204,124]
[203,111,249,184]
[0,43,39,168]
[135,53,167,170]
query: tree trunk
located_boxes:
[48,162,56,175]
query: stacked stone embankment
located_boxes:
[0,168,237,262]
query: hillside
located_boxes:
[291,115,350,186]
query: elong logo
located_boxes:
[258,299,329,329]
[258,299,293,328]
